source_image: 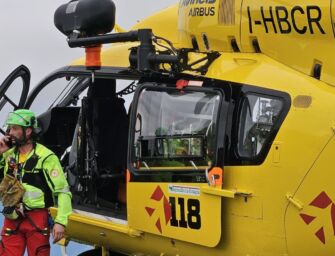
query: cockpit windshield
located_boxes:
[133,87,221,170]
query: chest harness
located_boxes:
[3,145,55,236]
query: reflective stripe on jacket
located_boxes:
[0,143,72,226]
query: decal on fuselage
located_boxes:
[145,186,202,233]
[145,186,172,234]
[168,185,200,196]
[170,197,202,230]
[247,5,326,34]
[300,191,335,244]
[179,0,216,17]
[188,7,215,17]
[180,0,216,7]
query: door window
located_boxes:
[133,87,222,170]
[238,93,284,158]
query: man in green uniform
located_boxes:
[0,109,72,256]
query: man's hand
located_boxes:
[52,223,65,244]
[0,136,10,154]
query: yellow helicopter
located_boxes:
[0,0,335,255]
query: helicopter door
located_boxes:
[127,83,225,247]
[0,65,30,126]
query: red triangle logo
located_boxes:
[315,227,326,244]
[300,213,316,225]
[145,207,155,216]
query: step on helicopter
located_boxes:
[0,0,335,255]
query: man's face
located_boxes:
[8,125,32,146]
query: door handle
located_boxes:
[201,186,252,199]
[286,193,304,210]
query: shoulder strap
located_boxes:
[23,154,39,172]
[41,153,56,190]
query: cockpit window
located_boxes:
[29,77,88,115]
[238,93,284,158]
[133,88,221,170]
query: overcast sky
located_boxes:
[0,1,177,255]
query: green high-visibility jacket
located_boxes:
[0,143,72,226]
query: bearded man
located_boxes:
[0,109,72,256]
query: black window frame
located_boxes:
[24,66,142,109]
[230,86,291,165]
[127,82,226,183]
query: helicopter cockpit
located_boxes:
[0,63,140,216]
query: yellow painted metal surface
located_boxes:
[131,4,179,46]
[178,0,241,52]
[286,193,304,210]
[285,135,335,255]
[72,0,335,87]
[177,0,335,86]
[204,52,335,255]
[65,46,335,256]
[63,1,335,255]
[127,183,221,247]
[200,186,252,199]
[240,0,335,87]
